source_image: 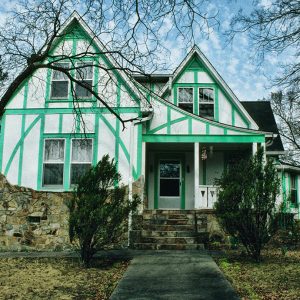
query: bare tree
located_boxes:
[228,0,300,90]
[0,0,219,129]
[228,0,300,160]
[271,90,300,165]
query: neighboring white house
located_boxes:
[0,12,299,219]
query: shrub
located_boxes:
[214,148,280,261]
[68,154,140,267]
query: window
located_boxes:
[199,88,214,118]
[290,174,298,206]
[75,62,93,98]
[43,139,65,186]
[159,160,181,197]
[70,139,93,184]
[178,87,193,113]
[50,63,70,98]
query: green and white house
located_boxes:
[0,12,299,222]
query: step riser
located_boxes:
[142,225,207,232]
[141,237,197,244]
[133,243,205,250]
[142,230,197,237]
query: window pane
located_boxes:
[76,63,93,80]
[72,139,93,162]
[71,163,91,184]
[75,80,92,98]
[199,88,214,103]
[291,175,296,189]
[178,88,193,103]
[44,140,65,162]
[291,190,297,204]
[160,179,180,196]
[43,164,64,185]
[51,81,69,98]
[179,103,193,114]
[160,161,180,178]
[199,104,214,118]
[52,63,69,80]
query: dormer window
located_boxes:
[178,87,193,114]
[199,88,214,118]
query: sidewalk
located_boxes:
[110,250,240,300]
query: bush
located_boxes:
[68,154,140,267]
[214,148,280,261]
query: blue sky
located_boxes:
[0,0,284,102]
[162,0,282,102]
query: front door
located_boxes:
[158,159,183,209]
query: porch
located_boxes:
[143,142,257,210]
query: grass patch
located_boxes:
[214,249,300,300]
[0,257,129,299]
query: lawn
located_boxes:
[0,257,128,300]
[214,249,300,300]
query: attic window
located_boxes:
[50,63,70,99]
[178,87,193,113]
[75,62,93,98]
[199,88,214,119]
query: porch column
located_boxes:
[194,142,200,208]
[261,142,267,164]
[252,142,257,155]
[140,141,146,212]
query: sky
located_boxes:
[160,0,283,102]
[0,0,288,102]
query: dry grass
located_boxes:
[214,249,300,300]
[0,257,128,300]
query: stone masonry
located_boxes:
[0,174,72,251]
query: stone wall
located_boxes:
[0,174,145,252]
[0,174,72,251]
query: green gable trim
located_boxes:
[143,134,265,143]
[148,91,257,136]
[148,116,188,135]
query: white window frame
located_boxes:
[75,61,94,99]
[70,138,93,185]
[50,62,70,99]
[198,87,215,119]
[42,138,66,187]
[177,87,194,113]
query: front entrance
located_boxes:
[155,156,185,209]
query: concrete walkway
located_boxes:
[110,250,239,300]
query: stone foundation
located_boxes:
[0,174,73,251]
[0,174,145,252]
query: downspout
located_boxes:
[128,110,153,246]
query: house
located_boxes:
[0,12,299,250]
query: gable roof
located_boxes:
[241,101,284,152]
[0,11,152,114]
[160,45,259,130]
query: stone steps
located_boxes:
[131,209,209,250]
[133,243,205,250]
[141,230,197,237]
